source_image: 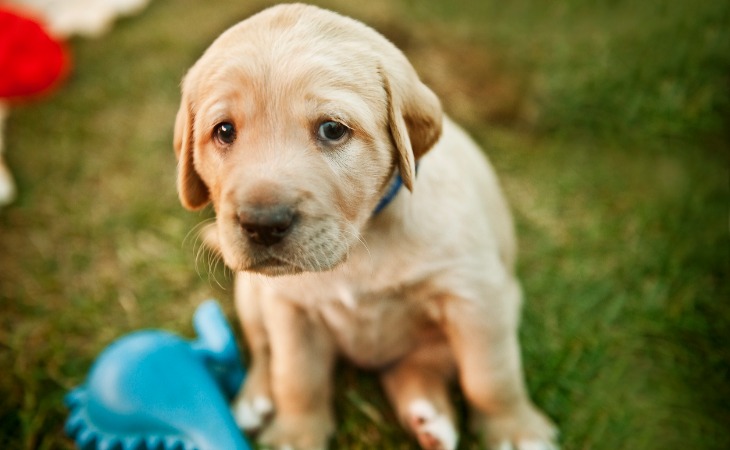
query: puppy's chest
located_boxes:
[314,282,444,368]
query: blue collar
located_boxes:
[372,163,418,215]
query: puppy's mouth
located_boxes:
[229,243,349,277]
[217,212,353,276]
[247,256,304,276]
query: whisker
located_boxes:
[210,255,229,291]
[184,218,215,249]
[194,236,209,280]
[186,219,232,290]
[344,223,371,262]
[187,219,216,279]
[206,238,233,290]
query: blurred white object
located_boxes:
[7,0,153,38]
[0,103,16,206]
[0,0,152,208]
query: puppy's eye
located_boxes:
[213,122,236,145]
[317,121,348,142]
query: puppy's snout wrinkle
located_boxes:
[238,204,297,247]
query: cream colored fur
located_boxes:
[174,4,557,450]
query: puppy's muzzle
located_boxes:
[237,204,297,247]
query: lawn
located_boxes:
[0,0,728,449]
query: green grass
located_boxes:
[1,0,728,448]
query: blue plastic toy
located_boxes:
[65,300,253,450]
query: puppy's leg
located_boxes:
[232,275,274,432]
[258,297,336,450]
[201,231,272,430]
[381,343,458,450]
[443,276,558,450]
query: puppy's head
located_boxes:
[174,4,442,276]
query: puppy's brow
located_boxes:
[312,96,378,135]
[318,111,353,128]
[199,99,242,130]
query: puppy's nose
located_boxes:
[237,205,296,246]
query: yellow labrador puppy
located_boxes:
[174,4,557,450]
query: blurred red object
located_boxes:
[0,8,69,100]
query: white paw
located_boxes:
[408,399,458,450]
[232,395,273,431]
[256,445,293,450]
[485,403,558,450]
[497,439,559,450]
[257,413,332,450]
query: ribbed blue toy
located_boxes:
[65,300,252,450]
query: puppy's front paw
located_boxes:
[484,404,558,450]
[408,399,458,450]
[232,359,274,432]
[258,413,333,450]
[233,394,274,431]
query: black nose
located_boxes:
[237,205,296,247]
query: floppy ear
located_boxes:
[382,62,442,191]
[174,91,210,210]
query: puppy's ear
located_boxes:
[174,90,210,210]
[382,62,442,191]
